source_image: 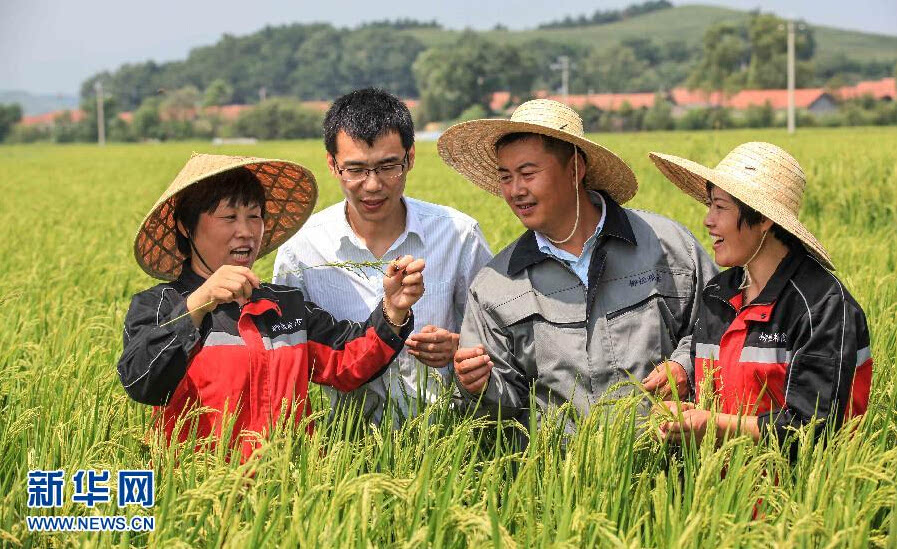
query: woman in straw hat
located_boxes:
[118,153,425,460]
[649,142,873,454]
[438,99,717,427]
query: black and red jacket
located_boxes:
[117,265,412,459]
[692,247,872,453]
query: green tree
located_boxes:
[107,117,135,142]
[455,104,488,123]
[338,29,425,97]
[746,14,815,88]
[687,23,749,100]
[744,101,775,127]
[616,101,645,131]
[203,79,234,107]
[132,97,163,140]
[0,103,23,141]
[290,27,344,99]
[160,86,201,122]
[621,37,662,65]
[75,94,119,142]
[521,40,589,94]
[643,94,674,130]
[233,99,322,139]
[578,105,603,132]
[582,46,649,93]
[413,33,528,121]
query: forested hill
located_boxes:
[79,4,897,111]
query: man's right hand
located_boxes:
[453,344,493,394]
[185,265,260,327]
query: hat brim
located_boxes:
[438,118,638,204]
[134,156,318,280]
[649,151,834,270]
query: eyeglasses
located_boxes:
[335,152,409,184]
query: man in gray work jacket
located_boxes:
[437,99,718,425]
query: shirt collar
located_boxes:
[535,191,606,261]
[704,244,808,306]
[508,191,636,276]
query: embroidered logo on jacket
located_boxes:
[271,318,303,333]
[628,272,661,288]
[758,332,787,344]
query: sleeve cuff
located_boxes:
[370,306,415,351]
[451,366,515,419]
[669,346,695,395]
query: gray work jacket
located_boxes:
[455,191,718,422]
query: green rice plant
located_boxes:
[0,127,895,547]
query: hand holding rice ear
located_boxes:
[648,141,834,270]
[382,255,425,327]
[185,265,261,327]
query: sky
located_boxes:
[1,0,895,95]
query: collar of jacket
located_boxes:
[174,261,282,306]
[703,244,808,307]
[507,190,637,277]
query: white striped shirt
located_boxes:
[272,197,493,424]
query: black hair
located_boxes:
[173,167,266,256]
[494,132,583,168]
[323,88,414,156]
[706,181,802,249]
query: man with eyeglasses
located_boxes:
[273,88,493,426]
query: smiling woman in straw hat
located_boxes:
[118,153,425,460]
[438,99,717,428]
[649,142,873,454]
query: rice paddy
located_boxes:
[1,127,895,547]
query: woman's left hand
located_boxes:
[382,255,426,324]
[659,408,713,444]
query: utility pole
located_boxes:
[550,56,570,101]
[94,81,105,146]
[786,19,796,134]
[259,86,267,102]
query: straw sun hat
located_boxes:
[649,142,833,270]
[134,153,318,280]
[437,99,638,204]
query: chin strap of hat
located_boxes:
[547,145,581,246]
[187,232,216,277]
[739,230,769,290]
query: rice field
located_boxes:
[1,127,896,547]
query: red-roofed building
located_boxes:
[726,88,838,113]
[546,92,659,111]
[20,109,87,127]
[300,100,331,112]
[203,104,255,121]
[838,77,895,101]
[669,87,726,109]
[490,91,513,113]
[300,98,419,113]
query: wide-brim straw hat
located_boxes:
[134,153,318,280]
[649,142,834,270]
[437,99,638,204]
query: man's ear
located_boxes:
[326,153,339,177]
[406,145,416,172]
[568,151,586,185]
[760,217,775,233]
